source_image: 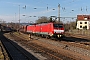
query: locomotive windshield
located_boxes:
[53,24,63,28]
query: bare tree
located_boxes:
[70,21,76,30]
[64,21,76,31]
[36,16,49,23]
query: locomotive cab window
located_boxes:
[53,24,63,28]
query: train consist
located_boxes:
[21,22,65,38]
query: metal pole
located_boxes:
[58,4,60,22]
[19,5,20,24]
[15,13,16,21]
[18,5,20,33]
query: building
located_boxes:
[76,15,90,30]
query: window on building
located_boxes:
[80,22,82,24]
[80,26,82,28]
[83,26,87,30]
[85,26,87,28]
[85,22,87,24]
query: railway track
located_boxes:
[0,32,38,60]
[0,41,9,60]
[9,34,73,60]
[29,33,90,59]
[43,36,90,57]
[35,37,90,60]
[5,33,76,60]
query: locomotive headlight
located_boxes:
[57,35,59,37]
[57,35,62,37]
[60,35,61,37]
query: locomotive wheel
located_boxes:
[46,35,50,39]
[41,35,44,38]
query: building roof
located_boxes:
[77,15,90,21]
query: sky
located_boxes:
[0,0,90,23]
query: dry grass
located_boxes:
[67,30,90,35]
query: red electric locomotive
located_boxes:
[26,22,64,38]
[27,24,36,33]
